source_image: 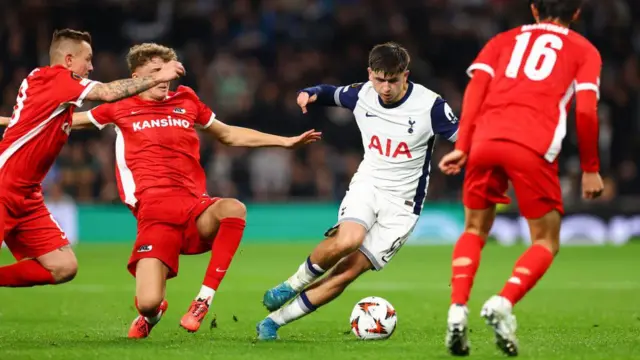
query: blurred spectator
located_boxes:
[0,0,638,207]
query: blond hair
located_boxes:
[126,43,177,73]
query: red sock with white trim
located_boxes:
[499,244,554,306]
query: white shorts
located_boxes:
[325,182,419,270]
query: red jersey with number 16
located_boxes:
[87,86,216,209]
[466,23,601,163]
[0,65,98,193]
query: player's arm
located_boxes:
[455,34,501,154]
[84,60,185,103]
[297,83,362,113]
[204,120,321,148]
[70,112,97,130]
[0,116,9,126]
[455,72,492,153]
[192,93,321,148]
[431,98,460,142]
[575,47,604,199]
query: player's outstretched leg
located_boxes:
[262,221,366,312]
[446,206,495,357]
[129,258,170,339]
[481,210,560,357]
[0,208,78,287]
[257,251,372,340]
[181,199,247,333]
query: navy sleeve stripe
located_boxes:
[431,97,459,142]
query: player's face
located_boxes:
[368,69,409,104]
[133,57,170,100]
[68,41,93,78]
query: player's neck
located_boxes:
[538,18,570,28]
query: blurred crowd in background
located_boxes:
[0,0,638,209]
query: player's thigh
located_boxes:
[463,143,510,210]
[503,146,563,219]
[128,222,183,279]
[8,208,70,261]
[325,184,377,246]
[360,204,418,271]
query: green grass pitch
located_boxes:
[0,243,639,359]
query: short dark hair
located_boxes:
[51,29,92,46]
[368,42,410,76]
[531,0,584,23]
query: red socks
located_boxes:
[451,232,485,305]
[203,217,246,290]
[0,259,56,287]
[499,244,554,305]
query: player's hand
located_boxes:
[582,172,604,200]
[439,149,468,175]
[297,92,318,114]
[154,60,186,82]
[283,129,322,148]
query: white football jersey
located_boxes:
[311,81,458,215]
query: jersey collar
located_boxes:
[378,81,414,109]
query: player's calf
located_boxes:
[181,198,247,333]
[258,252,371,340]
[499,210,560,307]
[128,259,169,338]
[262,221,366,311]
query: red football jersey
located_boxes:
[0,65,98,192]
[467,22,602,162]
[87,86,215,208]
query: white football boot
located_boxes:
[480,295,519,357]
[445,304,470,356]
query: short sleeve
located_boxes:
[55,70,100,107]
[195,99,216,128]
[575,45,602,100]
[466,35,502,79]
[333,83,363,111]
[431,98,459,142]
[87,103,115,130]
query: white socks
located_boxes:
[196,285,216,305]
[286,257,325,292]
[268,292,317,326]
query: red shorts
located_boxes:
[463,140,563,219]
[0,190,69,260]
[127,195,220,279]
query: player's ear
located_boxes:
[572,9,581,22]
[367,67,373,81]
[404,70,410,81]
[65,54,73,69]
[530,4,539,22]
[131,72,139,79]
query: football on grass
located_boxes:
[349,296,397,340]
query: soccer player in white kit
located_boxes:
[256,42,459,340]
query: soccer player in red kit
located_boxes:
[66,43,321,338]
[439,0,604,356]
[0,30,184,290]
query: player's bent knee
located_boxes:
[334,226,366,253]
[216,198,247,220]
[38,247,78,284]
